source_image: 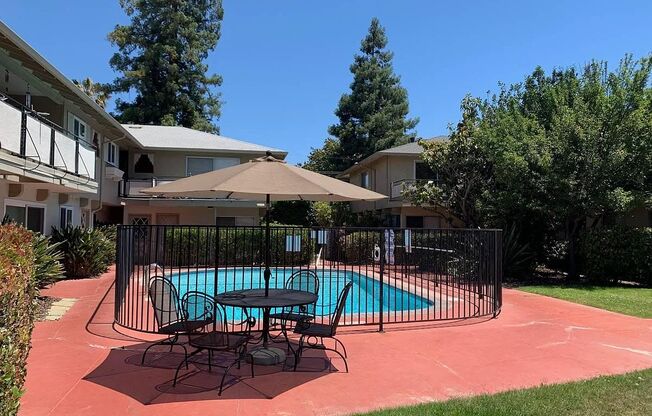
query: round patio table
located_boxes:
[216,288,318,365]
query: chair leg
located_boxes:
[293,335,305,371]
[208,350,213,372]
[323,346,349,373]
[173,348,201,387]
[218,356,244,396]
[141,333,178,365]
[333,336,348,358]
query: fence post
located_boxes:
[494,230,502,318]
[379,228,385,332]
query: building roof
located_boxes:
[339,136,448,177]
[0,21,140,148]
[122,124,287,156]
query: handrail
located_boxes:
[0,92,96,181]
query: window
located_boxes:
[415,161,438,181]
[81,209,91,228]
[106,142,118,166]
[134,153,154,174]
[187,157,215,176]
[360,171,370,189]
[73,116,87,141]
[215,216,255,226]
[4,201,45,233]
[186,157,239,176]
[60,207,73,228]
[406,216,424,228]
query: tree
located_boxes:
[108,0,224,133]
[302,138,343,173]
[409,56,652,278]
[73,77,110,108]
[327,18,418,168]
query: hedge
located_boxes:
[0,224,37,416]
[580,226,652,285]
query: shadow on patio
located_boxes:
[83,340,340,404]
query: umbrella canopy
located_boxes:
[140,154,387,201]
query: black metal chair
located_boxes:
[293,281,352,372]
[173,291,254,396]
[269,270,320,349]
[141,276,210,366]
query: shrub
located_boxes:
[31,234,64,289]
[342,231,381,263]
[50,226,115,278]
[580,226,652,285]
[0,224,37,416]
[156,225,312,267]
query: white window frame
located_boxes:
[3,199,47,234]
[60,206,74,229]
[72,115,88,141]
[106,141,118,166]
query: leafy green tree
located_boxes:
[409,55,652,278]
[327,18,418,169]
[108,0,224,133]
[302,138,343,173]
[73,77,110,108]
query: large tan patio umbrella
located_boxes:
[141,152,386,297]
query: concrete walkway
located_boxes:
[20,267,652,416]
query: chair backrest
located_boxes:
[330,281,353,335]
[148,276,181,329]
[181,291,226,333]
[286,270,320,315]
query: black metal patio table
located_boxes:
[216,288,318,365]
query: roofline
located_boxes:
[0,21,142,149]
[137,146,288,157]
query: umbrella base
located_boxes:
[247,346,286,365]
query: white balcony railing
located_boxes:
[0,95,96,180]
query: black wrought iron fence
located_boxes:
[115,225,502,333]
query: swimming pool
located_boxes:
[169,268,434,321]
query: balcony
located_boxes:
[0,93,96,183]
[119,178,179,198]
[390,179,442,201]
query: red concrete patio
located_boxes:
[20,267,652,416]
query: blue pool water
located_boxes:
[169,268,433,321]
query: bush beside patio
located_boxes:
[0,224,37,416]
[358,367,652,416]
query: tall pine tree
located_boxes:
[328,18,418,168]
[108,0,224,133]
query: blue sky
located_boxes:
[4,1,652,164]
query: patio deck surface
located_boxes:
[20,267,652,416]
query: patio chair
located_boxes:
[141,276,211,366]
[269,270,320,349]
[173,291,254,396]
[293,281,352,372]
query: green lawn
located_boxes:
[356,368,652,416]
[517,285,652,318]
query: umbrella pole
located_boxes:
[264,193,271,297]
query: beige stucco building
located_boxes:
[0,21,285,232]
[338,138,461,228]
[97,125,286,227]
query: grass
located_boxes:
[517,285,652,318]
[356,368,652,416]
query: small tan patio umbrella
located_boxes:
[141,152,386,297]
